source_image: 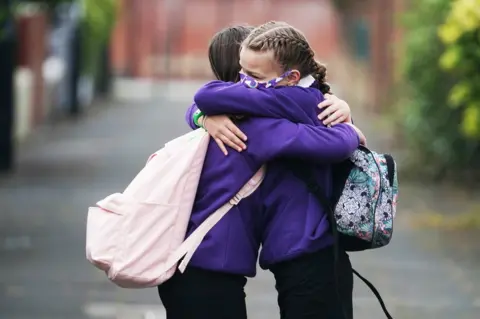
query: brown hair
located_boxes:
[208,25,254,83]
[242,21,331,94]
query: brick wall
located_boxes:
[110,0,342,80]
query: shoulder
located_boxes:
[275,86,324,100]
[196,80,237,92]
[272,86,324,103]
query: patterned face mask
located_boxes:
[239,71,292,89]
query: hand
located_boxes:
[345,123,367,146]
[201,115,248,155]
[317,94,352,126]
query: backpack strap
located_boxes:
[166,166,266,273]
[352,269,393,319]
[287,161,394,319]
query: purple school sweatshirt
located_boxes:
[184,82,359,276]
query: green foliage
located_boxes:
[401,0,480,176]
[81,0,118,76]
[438,0,480,138]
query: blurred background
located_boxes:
[1,0,480,318]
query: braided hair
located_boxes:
[242,21,331,94]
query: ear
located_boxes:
[286,70,301,85]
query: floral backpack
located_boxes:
[288,145,398,319]
[331,146,398,251]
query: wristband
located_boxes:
[192,109,204,127]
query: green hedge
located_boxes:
[438,0,480,138]
[401,0,480,178]
[81,0,118,77]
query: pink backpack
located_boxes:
[85,129,266,288]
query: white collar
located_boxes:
[297,75,315,88]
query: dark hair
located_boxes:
[208,25,254,83]
[243,21,331,94]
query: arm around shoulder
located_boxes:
[194,81,282,117]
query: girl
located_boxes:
[158,23,362,319]
[186,26,353,154]
[192,22,359,318]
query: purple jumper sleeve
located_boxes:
[192,80,359,162]
[194,81,321,124]
[185,103,199,130]
[245,118,359,163]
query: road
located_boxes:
[1,81,479,319]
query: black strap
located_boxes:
[384,154,395,186]
[352,269,393,319]
[288,161,394,319]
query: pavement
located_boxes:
[1,81,480,319]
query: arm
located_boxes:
[193,82,359,157]
[194,81,320,124]
[244,118,359,163]
[185,102,249,154]
[185,103,199,129]
[318,94,352,126]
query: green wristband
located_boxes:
[192,109,204,127]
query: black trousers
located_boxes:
[158,247,353,319]
[271,247,354,319]
[158,267,248,319]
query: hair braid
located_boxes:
[309,59,331,95]
[243,21,331,94]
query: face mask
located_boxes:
[239,71,292,89]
